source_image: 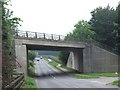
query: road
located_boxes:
[34,58,118,88]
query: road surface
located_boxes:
[34,59,118,88]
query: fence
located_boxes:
[4,73,24,89]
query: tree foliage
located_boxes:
[2,0,22,86]
[89,5,117,47]
[59,51,70,65]
[65,20,95,41]
[28,50,36,60]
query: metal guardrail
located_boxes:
[4,73,24,90]
[15,30,65,41]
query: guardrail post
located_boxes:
[51,34,53,40]
[43,33,45,39]
[26,31,28,37]
[35,32,37,38]
[59,35,60,40]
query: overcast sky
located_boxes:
[11,0,119,35]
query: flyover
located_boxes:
[14,30,118,74]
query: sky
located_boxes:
[10,0,119,35]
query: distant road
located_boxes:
[34,59,118,88]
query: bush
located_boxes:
[28,50,36,61]
[59,51,70,65]
[28,60,35,68]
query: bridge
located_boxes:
[14,30,118,74]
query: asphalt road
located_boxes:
[34,58,118,88]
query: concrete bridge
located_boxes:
[14,30,118,74]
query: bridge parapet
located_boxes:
[15,30,65,41]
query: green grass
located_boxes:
[43,55,62,64]
[71,73,119,79]
[48,55,62,64]
[28,60,35,75]
[83,73,119,77]
[23,76,37,89]
[61,66,78,72]
[22,60,37,89]
[72,74,99,79]
[48,62,62,71]
[112,80,120,87]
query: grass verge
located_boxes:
[23,76,37,89]
[112,80,120,87]
[71,74,99,79]
[22,60,37,89]
[28,60,35,75]
[48,62,62,71]
[71,73,119,79]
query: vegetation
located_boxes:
[89,5,117,48]
[47,56,78,72]
[28,50,36,61]
[2,0,22,86]
[59,51,70,65]
[28,60,35,76]
[48,62,62,71]
[66,20,95,41]
[65,5,119,53]
[72,73,119,79]
[43,55,62,64]
[112,80,120,87]
[23,76,37,89]
[72,74,99,79]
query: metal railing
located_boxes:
[15,30,65,41]
[4,73,24,89]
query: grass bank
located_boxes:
[72,73,119,79]
[22,60,37,89]
[28,60,35,75]
[43,55,62,64]
[23,76,37,89]
[112,80,120,87]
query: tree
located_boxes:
[28,50,36,60]
[59,51,70,65]
[2,0,22,87]
[65,20,95,42]
[113,3,120,54]
[89,5,117,47]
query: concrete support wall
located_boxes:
[67,50,83,72]
[15,40,27,74]
[83,44,92,72]
[90,45,118,72]
[67,44,118,73]
[83,44,118,73]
